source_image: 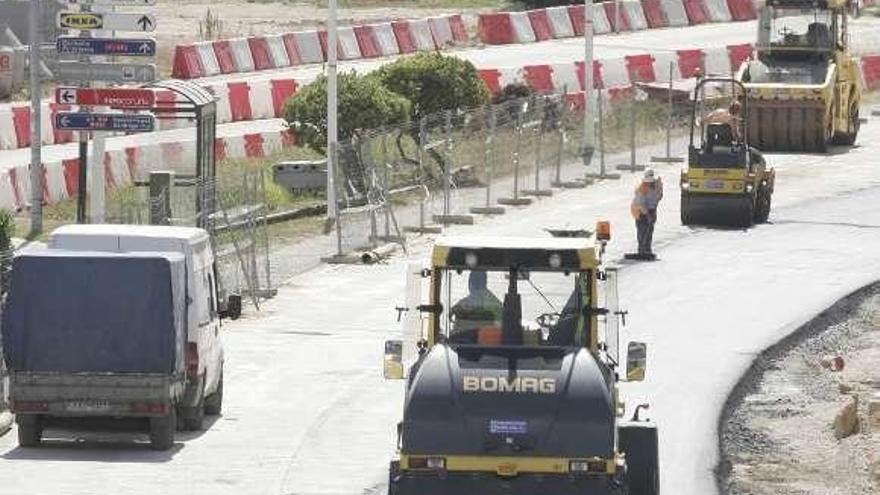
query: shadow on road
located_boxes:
[1,415,222,462]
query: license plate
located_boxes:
[65,400,112,413]
[704,180,724,190]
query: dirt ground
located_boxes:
[144,0,495,74]
[720,284,880,495]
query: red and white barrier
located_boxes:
[861,55,880,90]
[604,2,632,32]
[704,0,733,22]
[0,108,16,150]
[409,19,437,51]
[642,0,669,29]
[266,34,291,68]
[726,0,757,21]
[354,25,382,58]
[683,0,711,24]
[661,0,691,27]
[546,6,574,38]
[198,42,222,76]
[294,31,324,64]
[593,4,612,34]
[428,16,455,48]
[623,0,649,31]
[510,11,537,43]
[372,23,400,56]
[229,38,256,73]
[704,46,734,75]
[340,27,363,59]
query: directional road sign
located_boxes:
[56,112,155,132]
[65,0,156,5]
[57,12,157,32]
[57,37,156,56]
[56,87,156,108]
[56,61,156,83]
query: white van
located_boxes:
[47,225,234,433]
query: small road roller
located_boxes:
[680,77,775,227]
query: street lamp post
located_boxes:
[29,0,42,235]
[582,0,594,167]
[327,0,338,222]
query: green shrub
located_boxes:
[0,209,12,251]
[371,52,490,120]
[518,0,583,8]
[283,72,411,153]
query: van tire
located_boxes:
[205,372,223,416]
[17,415,43,447]
[149,409,176,450]
[181,391,205,431]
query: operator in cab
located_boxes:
[450,271,502,338]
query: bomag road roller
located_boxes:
[680,77,775,227]
[736,0,861,152]
[382,226,658,495]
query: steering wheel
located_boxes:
[536,313,561,330]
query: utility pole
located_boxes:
[582,0,594,167]
[29,0,42,236]
[326,0,338,222]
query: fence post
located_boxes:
[522,97,553,197]
[615,83,648,173]
[433,110,474,225]
[149,171,173,225]
[470,104,505,215]
[651,61,684,164]
[498,100,533,206]
[553,91,588,188]
[403,116,442,234]
[586,88,620,180]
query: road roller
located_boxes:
[736,0,861,152]
[383,227,659,495]
[680,77,775,227]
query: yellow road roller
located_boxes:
[383,229,659,495]
[736,0,861,152]
[680,77,776,227]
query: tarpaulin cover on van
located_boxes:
[2,250,186,374]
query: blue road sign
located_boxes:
[56,113,155,132]
[56,37,156,57]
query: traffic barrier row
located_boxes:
[479,44,755,95]
[477,0,757,45]
[0,78,300,150]
[172,14,468,79]
[0,128,296,211]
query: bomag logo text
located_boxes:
[462,376,556,394]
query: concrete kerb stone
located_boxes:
[432,214,475,225]
[497,197,534,206]
[403,225,443,234]
[470,205,506,215]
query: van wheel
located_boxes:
[149,409,176,451]
[205,372,223,416]
[619,424,659,495]
[17,415,43,447]
[181,391,205,431]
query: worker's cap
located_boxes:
[642,168,657,183]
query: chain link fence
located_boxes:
[105,168,273,309]
[328,87,691,259]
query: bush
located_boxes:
[372,52,490,120]
[492,82,534,105]
[284,72,411,152]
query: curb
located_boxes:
[0,410,12,437]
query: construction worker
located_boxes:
[451,271,503,337]
[631,168,663,258]
[704,101,742,148]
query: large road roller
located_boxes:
[736,0,861,152]
[383,230,659,495]
[681,77,775,227]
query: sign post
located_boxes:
[55,0,157,223]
